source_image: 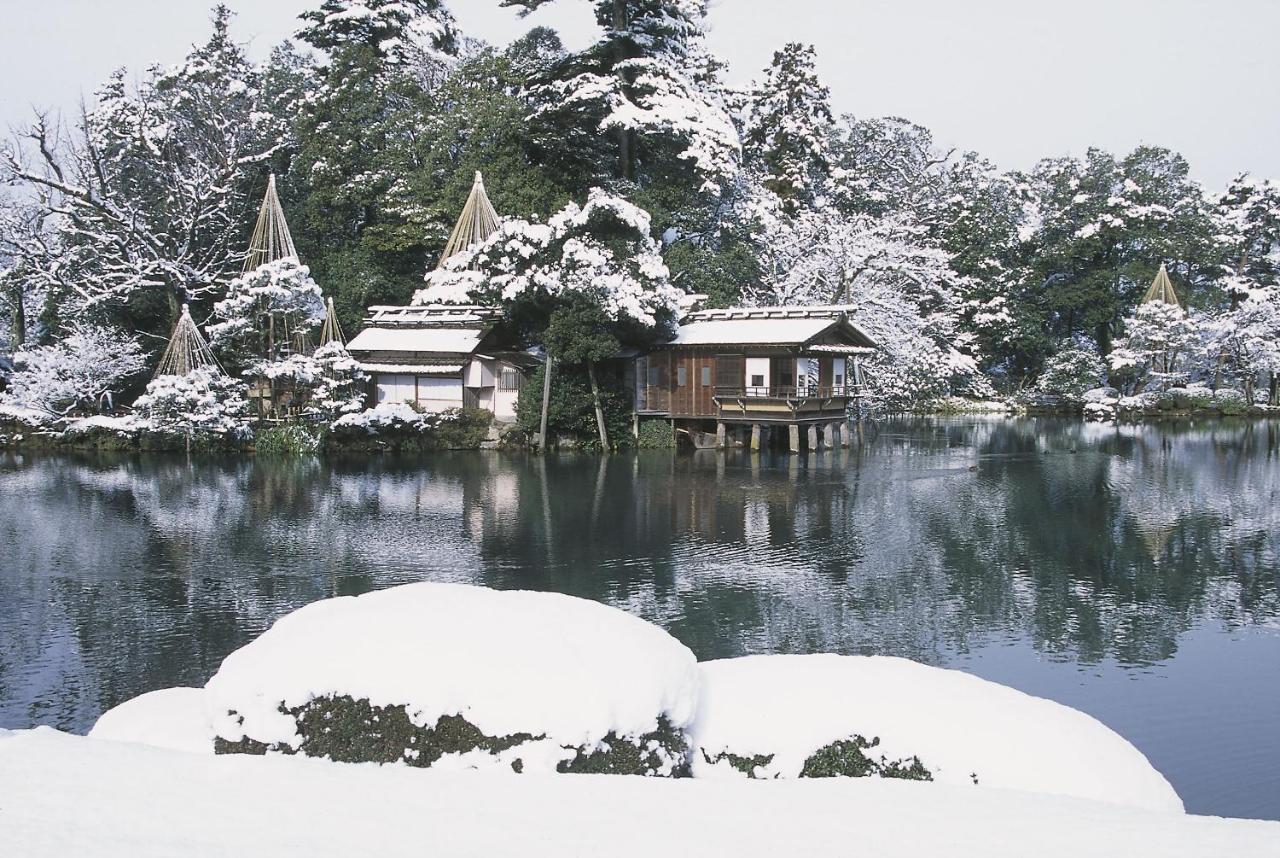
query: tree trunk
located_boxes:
[611,0,635,182]
[9,284,25,348]
[1270,372,1278,405]
[587,360,609,450]
[538,356,553,450]
[165,288,181,330]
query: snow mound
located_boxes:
[89,688,213,754]
[205,583,700,773]
[690,655,1183,814]
[63,414,143,435]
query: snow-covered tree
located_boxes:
[1109,301,1201,392]
[207,259,325,369]
[2,7,276,332]
[829,116,952,219]
[418,189,681,327]
[1,324,146,417]
[1035,344,1107,401]
[132,366,251,438]
[1217,174,1280,302]
[744,43,833,214]
[1204,283,1280,402]
[507,0,740,191]
[240,340,366,419]
[298,0,456,65]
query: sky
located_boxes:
[0,0,1276,190]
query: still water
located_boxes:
[1,417,1277,819]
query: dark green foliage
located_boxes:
[254,424,324,457]
[515,363,633,452]
[636,418,675,449]
[799,735,933,781]
[216,696,538,767]
[556,716,690,777]
[663,238,759,309]
[216,696,689,776]
[701,749,776,779]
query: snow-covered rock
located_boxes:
[89,688,213,755]
[3,728,1277,858]
[689,655,1183,814]
[205,583,700,775]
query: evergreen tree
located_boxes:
[744,43,833,214]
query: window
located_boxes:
[835,374,844,387]
[499,368,523,391]
[751,374,765,387]
[648,367,660,386]
[701,366,712,386]
[677,366,687,387]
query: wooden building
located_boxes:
[347,305,535,422]
[634,306,876,451]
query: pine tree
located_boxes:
[744,43,833,214]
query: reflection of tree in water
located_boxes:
[2,418,1278,733]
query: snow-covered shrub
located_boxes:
[329,404,490,451]
[1109,302,1200,391]
[205,583,700,775]
[1081,387,1119,404]
[862,342,952,413]
[131,367,251,440]
[306,342,366,418]
[1168,386,1214,410]
[1,324,146,418]
[255,424,322,456]
[1036,346,1106,402]
[689,655,1183,813]
[207,258,325,368]
[1083,401,1115,422]
[1213,388,1248,415]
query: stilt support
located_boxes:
[807,425,818,452]
[716,422,727,449]
[789,424,801,453]
[750,423,762,451]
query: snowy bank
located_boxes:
[4,728,1276,858]
[205,583,700,774]
[690,655,1182,813]
[88,688,213,755]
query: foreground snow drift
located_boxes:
[691,655,1182,813]
[4,729,1275,858]
[205,583,700,774]
[88,688,212,754]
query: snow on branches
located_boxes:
[132,367,251,438]
[418,190,681,327]
[1,324,146,418]
[208,258,326,368]
[1109,302,1201,391]
[298,0,457,65]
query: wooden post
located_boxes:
[840,421,851,448]
[587,361,609,450]
[807,424,818,452]
[789,424,800,453]
[750,423,761,451]
[716,422,726,449]
[538,356,553,450]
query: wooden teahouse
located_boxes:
[634,305,876,451]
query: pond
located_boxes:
[1,416,1277,820]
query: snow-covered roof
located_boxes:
[365,305,501,326]
[671,318,837,346]
[357,363,463,375]
[346,327,485,355]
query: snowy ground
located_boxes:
[1,728,1276,858]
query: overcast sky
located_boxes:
[1,0,1275,189]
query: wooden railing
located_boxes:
[714,385,861,400]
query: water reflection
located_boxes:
[1,418,1278,817]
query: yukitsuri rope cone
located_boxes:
[244,174,297,271]
[319,297,346,347]
[153,305,224,380]
[437,171,501,268]
[1142,263,1183,309]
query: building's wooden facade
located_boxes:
[634,306,876,450]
